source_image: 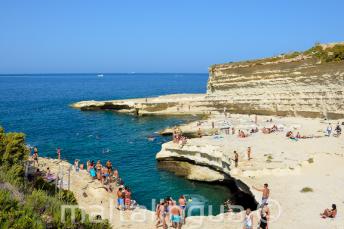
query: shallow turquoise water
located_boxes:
[0,73,232,215]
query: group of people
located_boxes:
[238,129,249,138]
[242,183,271,229]
[155,196,188,229]
[326,123,342,137]
[81,159,137,210]
[117,185,134,210]
[285,131,304,140]
[262,125,278,134]
[173,127,187,145]
[232,147,252,168]
[85,160,117,185]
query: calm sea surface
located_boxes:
[0,73,231,215]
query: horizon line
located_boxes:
[0,72,208,76]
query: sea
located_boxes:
[0,73,232,215]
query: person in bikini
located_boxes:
[165,197,174,227]
[320,204,337,219]
[96,160,102,180]
[155,201,166,228]
[253,183,270,208]
[124,186,132,210]
[56,147,61,160]
[178,195,187,224]
[295,132,301,139]
[33,147,39,166]
[106,160,112,172]
[259,203,270,229]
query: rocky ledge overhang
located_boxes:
[156,141,232,182]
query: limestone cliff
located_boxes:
[72,43,344,119]
[206,43,344,118]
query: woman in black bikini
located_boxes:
[259,203,270,229]
[321,204,337,219]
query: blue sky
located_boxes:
[0,0,343,74]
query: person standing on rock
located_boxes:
[178,195,187,224]
[247,147,252,160]
[117,187,124,210]
[243,208,253,229]
[197,128,202,138]
[155,201,166,228]
[170,202,182,229]
[259,203,270,229]
[33,147,39,166]
[252,183,270,208]
[233,151,239,168]
[326,123,333,136]
[56,147,61,160]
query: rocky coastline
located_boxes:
[70,43,344,228]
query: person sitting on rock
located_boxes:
[320,204,337,219]
[295,132,301,139]
[335,123,341,136]
[286,131,293,138]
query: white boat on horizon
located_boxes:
[97,74,104,78]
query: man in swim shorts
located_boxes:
[117,188,124,210]
[170,202,182,229]
[253,183,270,208]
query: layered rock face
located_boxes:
[156,142,231,182]
[207,56,344,119]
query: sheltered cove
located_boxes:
[71,43,344,228]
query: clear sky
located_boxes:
[0,0,343,74]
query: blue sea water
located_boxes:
[0,73,231,215]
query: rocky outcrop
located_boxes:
[71,94,214,116]
[207,44,344,119]
[72,44,344,119]
[156,141,231,182]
